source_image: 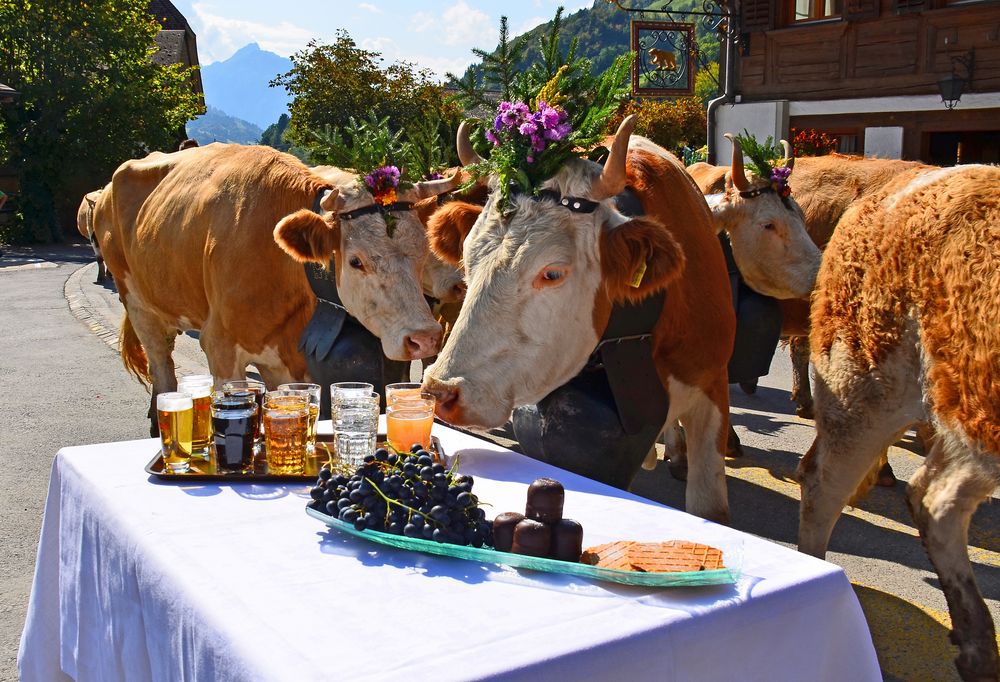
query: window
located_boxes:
[792,0,843,21]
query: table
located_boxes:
[19,423,880,681]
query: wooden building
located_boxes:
[712,1,1000,164]
[149,0,204,106]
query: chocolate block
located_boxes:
[492,512,524,553]
[510,519,551,558]
[525,477,564,523]
[549,519,584,562]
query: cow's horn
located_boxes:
[457,120,483,167]
[319,188,342,212]
[406,172,463,201]
[780,139,795,172]
[592,114,636,201]
[725,133,750,192]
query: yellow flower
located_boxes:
[377,188,397,206]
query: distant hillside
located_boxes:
[187,106,263,145]
[464,1,720,85]
[201,43,292,129]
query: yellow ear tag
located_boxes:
[628,261,647,288]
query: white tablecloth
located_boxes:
[19,423,880,681]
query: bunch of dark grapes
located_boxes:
[308,445,494,548]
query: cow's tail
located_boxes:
[119,311,151,387]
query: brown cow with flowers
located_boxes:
[424,115,736,523]
[798,163,1000,681]
[95,143,457,428]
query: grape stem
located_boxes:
[363,476,437,525]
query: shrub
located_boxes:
[609,97,707,155]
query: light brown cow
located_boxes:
[798,164,1000,681]
[423,117,736,523]
[95,143,456,424]
[77,188,109,283]
[688,154,930,418]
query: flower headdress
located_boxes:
[732,130,793,200]
[464,54,633,210]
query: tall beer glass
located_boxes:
[263,391,310,475]
[178,375,213,460]
[157,392,194,473]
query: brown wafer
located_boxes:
[581,540,724,573]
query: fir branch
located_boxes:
[733,130,783,181]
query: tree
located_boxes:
[271,32,460,171]
[0,0,202,242]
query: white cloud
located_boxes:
[358,2,383,14]
[411,0,495,48]
[191,2,315,63]
[361,37,399,57]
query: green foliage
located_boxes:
[307,113,409,177]
[611,96,707,155]
[0,0,202,242]
[272,32,461,170]
[472,17,529,103]
[187,106,262,145]
[733,130,784,180]
[695,62,720,104]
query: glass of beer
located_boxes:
[263,390,310,475]
[178,375,213,460]
[332,390,379,469]
[386,382,423,405]
[157,392,194,473]
[386,397,435,453]
[211,391,256,474]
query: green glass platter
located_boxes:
[306,506,742,588]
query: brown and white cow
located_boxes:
[423,117,735,523]
[688,153,930,418]
[77,188,109,283]
[95,143,457,424]
[798,164,1000,681]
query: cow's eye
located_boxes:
[348,256,365,270]
[763,223,776,231]
[534,265,569,289]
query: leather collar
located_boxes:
[339,201,414,221]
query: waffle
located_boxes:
[581,540,724,573]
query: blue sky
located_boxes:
[172,1,595,78]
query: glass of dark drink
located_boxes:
[211,391,257,474]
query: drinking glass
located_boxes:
[157,392,194,473]
[331,382,374,400]
[332,390,379,470]
[386,397,435,453]
[221,379,265,441]
[279,382,322,474]
[263,390,310,475]
[178,375,213,460]
[385,382,424,405]
[211,391,257,474]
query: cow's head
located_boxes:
[423,116,685,427]
[705,135,820,300]
[274,169,459,361]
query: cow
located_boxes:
[797,163,1000,681]
[688,153,930,418]
[77,188,109,283]
[423,116,736,523]
[95,143,458,429]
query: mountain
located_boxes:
[200,43,292,129]
[186,106,263,145]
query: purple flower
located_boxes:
[518,120,538,136]
[485,128,500,146]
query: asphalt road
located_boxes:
[2,244,998,681]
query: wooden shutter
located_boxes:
[741,0,773,32]
[845,0,880,20]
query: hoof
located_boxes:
[726,425,743,458]
[876,461,897,488]
[738,380,758,395]
[667,457,688,482]
[796,403,815,420]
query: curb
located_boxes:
[65,262,121,353]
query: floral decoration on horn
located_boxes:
[732,130,795,202]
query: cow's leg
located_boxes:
[671,378,729,524]
[198,318,246,387]
[659,424,687,481]
[907,433,1000,682]
[125,305,177,436]
[798,341,922,557]
[789,336,814,419]
[253,343,308,390]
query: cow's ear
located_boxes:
[274,209,339,263]
[600,216,685,304]
[427,201,482,265]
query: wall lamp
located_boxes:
[938,48,975,110]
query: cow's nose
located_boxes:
[404,328,442,359]
[450,281,467,301]
[425,380,461,421]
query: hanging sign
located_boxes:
[631,21,696,97]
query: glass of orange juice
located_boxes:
[386,397,435,452]
[385,382,423,405]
